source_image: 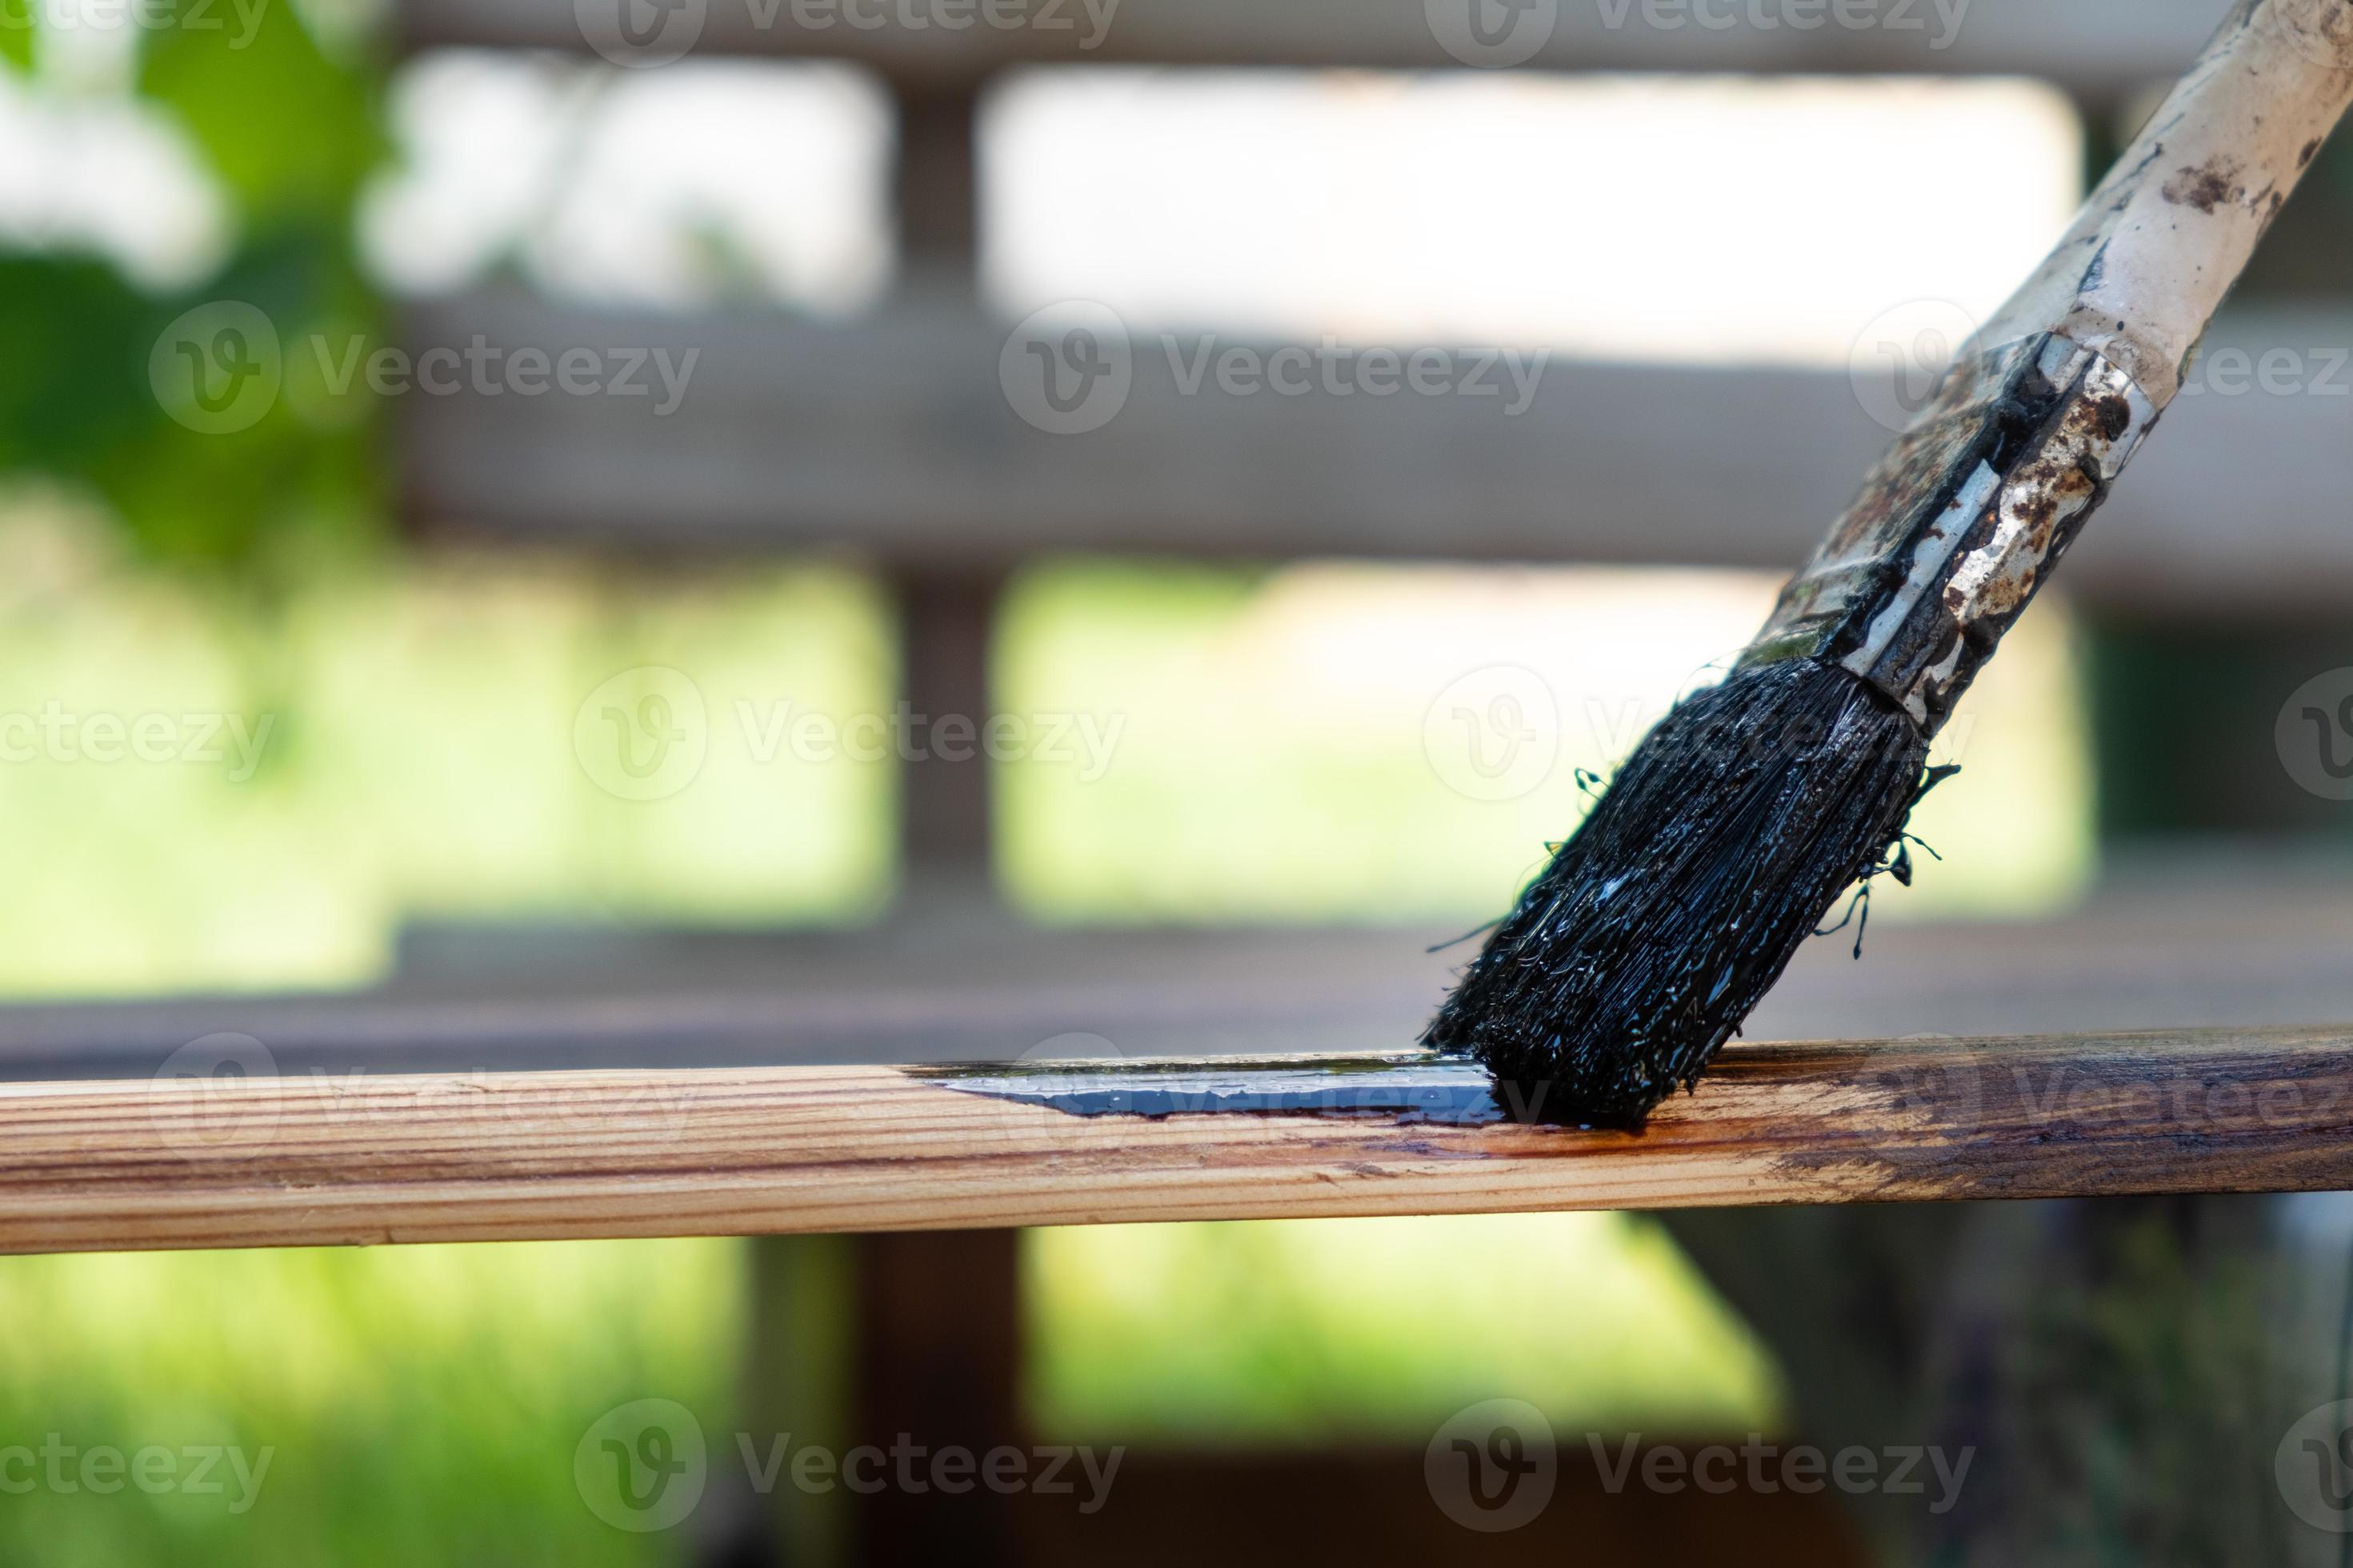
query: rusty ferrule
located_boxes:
[1742,333,2159,737]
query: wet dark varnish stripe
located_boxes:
[918,1054,1519,1126]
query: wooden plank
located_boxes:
[394,0,2214,106]
[8,1026,2353,1254]
[401,294,2353,610]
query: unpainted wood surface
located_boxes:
[6,1026,2353,1254]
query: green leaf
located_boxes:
[138,0,386,226]
[0,249,384,569]
[1,0,34,72]
[0,257,156,476]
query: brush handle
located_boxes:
[1749,0,2353,734]
[1978,0,2353,408]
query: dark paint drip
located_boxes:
[921,1054,1547,1126]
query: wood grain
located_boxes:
[6,1026,2353,1254]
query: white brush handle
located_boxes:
[1752,0,2353,731]
[1976,0,2353,406]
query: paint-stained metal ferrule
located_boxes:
[1745,334,2157,735]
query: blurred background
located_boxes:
[3,0,2353,1562]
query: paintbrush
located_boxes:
[1427,0,2353,1127]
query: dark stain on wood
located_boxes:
[926,1030,2353,1205]
[1755,1031,2353,1200]
[922,1054,1522,1126]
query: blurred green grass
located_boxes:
[0,502,894,995]
[1027,1214,1782,1445]
[0,1215,1775,1562]
[0,1242,737,1566]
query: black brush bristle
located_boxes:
[1425,658,1931,1128]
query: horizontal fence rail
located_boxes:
[402,294,2353,610]
[8,1026,2353,1254]
[397,0,2215,104]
